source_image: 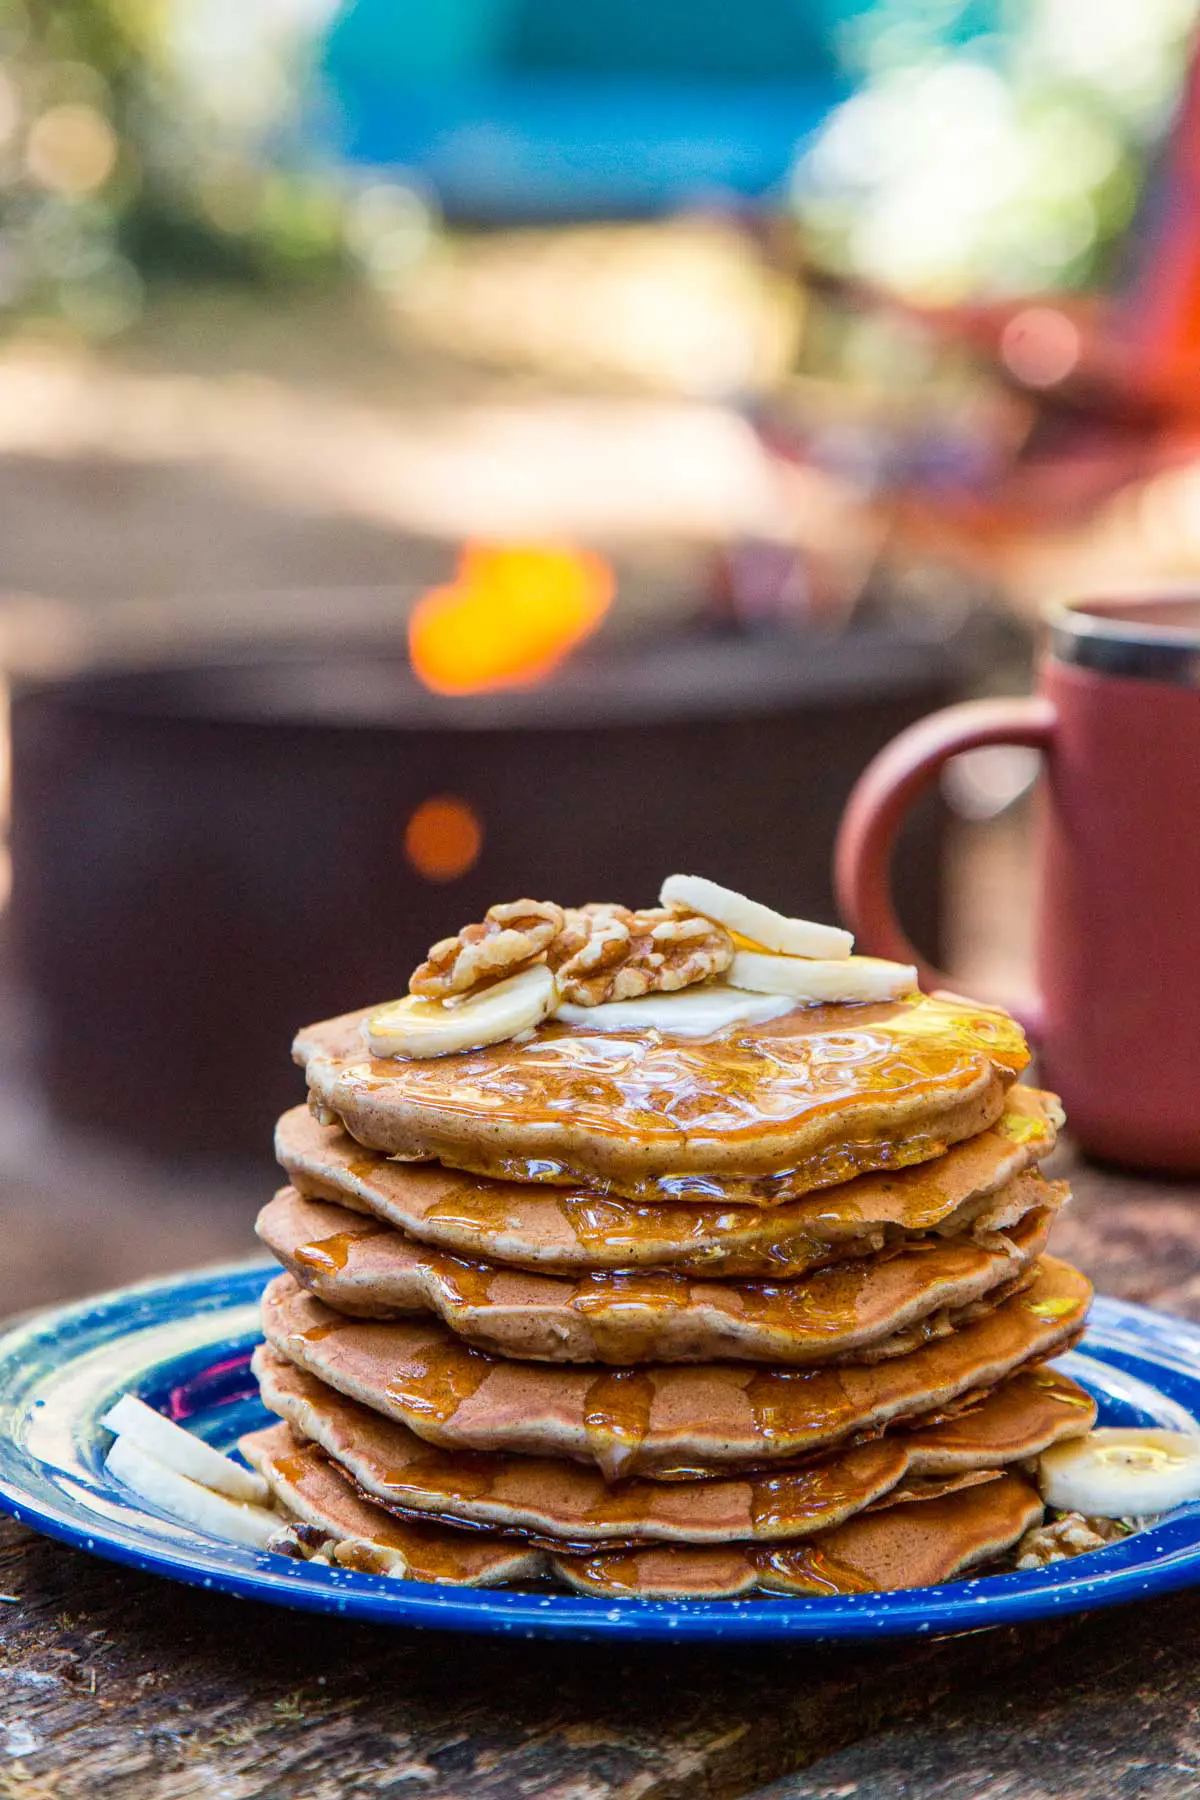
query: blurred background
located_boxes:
[2,0,1199,1311]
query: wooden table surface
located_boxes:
[4,1142,1200,1800]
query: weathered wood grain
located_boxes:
[0,1514,1112,1800]
[748,1583,1200,1800]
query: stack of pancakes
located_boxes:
[243,989,1096,1598]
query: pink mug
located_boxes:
[834,594,1200,1173]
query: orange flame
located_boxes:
[408,541,614,695]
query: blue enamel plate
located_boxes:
[3,1259,1200,1642]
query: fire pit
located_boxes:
[10,619,958,1157]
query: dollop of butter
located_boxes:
[554,984,795,1037]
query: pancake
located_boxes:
[253,1345,1095,1545]
[239,1424,544,1586]
[260,1256,1091,1478]
[555,1475,1044,1598]
[257,1184,1060,1364]
[293,991,1028,1204]
[244,1422,1044,1597]
[274,1085,1062,1279]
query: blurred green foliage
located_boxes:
[0,0,348,336]
[796,0,1199,298]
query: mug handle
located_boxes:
[833,697,1057,1038]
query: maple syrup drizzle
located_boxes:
[742,1364,856,1453]
[322,1380,1075,1552]
[561,1475,1040,1597]
[259,1442,490,1585]
[287,1193,1045,1368]
[364,1442,901,1543]
[332,1514,517,1582]
[752,1540,879,1595]
[349,996,1027,1144]
[267,1356,1092,1553]
[581,1368,657,1479]
[559,1546,751,1597]
[289,1213,1039,1365]
[422,1181,528,1235]
[383,1445,504,1503]
[269,1445,321,1486]
[294,1227,389,1275]
[420,1252,509,1311]
[558,1271,689,1362]
[384,1335,496,1427]
[558,1192,740,1255]
[744,1443,908,1536]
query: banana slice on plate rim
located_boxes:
[1038,1427,1200,1518]
[106,1435,279,1548]
[101,1393,269,1504]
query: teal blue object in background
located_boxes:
[314,0,851,216]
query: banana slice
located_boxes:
[106,1435,279,1548]
[1039,1428,1200,1518]
[365,963,556,1059]
[727,950,918,1004]
[660,875,853,960]
[101,1394,269,1504]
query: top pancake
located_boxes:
[294,991,1029,1204]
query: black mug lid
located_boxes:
[1049,593,1200,685]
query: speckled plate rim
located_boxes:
[3,1259,1200,1643]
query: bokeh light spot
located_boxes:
[1001,306,1082,388]
[26,102,117,195]
[404,796,483,883]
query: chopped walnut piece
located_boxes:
[1013,1510,1132,1570]
[410,899,566,999]
[552,903,734,1006]
[266,1521,336,1561]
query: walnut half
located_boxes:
[409,899,565,999]
[1012,1511,1132,1569]
[551,904,734,1006]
